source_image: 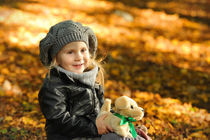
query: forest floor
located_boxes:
[0,0,210,139]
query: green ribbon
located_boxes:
[113,113,137,139]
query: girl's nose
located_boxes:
[75,52,82,60]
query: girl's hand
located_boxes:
[96,114,113,135]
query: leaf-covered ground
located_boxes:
[0,0,209,139]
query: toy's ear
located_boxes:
[115,96,129,109]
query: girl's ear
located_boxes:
[115,96,129,110]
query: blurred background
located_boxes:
[0,0,209,139]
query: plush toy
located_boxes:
[98,96,145,139]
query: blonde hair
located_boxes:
[47,57,105,87]
[89,58,105,87]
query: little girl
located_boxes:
[38,20,150,140]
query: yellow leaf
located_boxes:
[21,117,37,126]
[181,44,191,55]
[111,50,119,59]
[190,131,206,139]
[1,68,9,75]
[172,39,179,45]
[206,57,210,64]
[148,126,155,134]
[5,116,13,121]
[0,44,5,52]
[111,69,120,76]
[0,75,4,83]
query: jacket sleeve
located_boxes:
[38,85,99,138]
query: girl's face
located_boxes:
[56,41,90,74]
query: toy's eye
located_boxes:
[131,105,134,109]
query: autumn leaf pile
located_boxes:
[0,0,209,139]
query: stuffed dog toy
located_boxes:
[98,96,144,138]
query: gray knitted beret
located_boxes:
[39,20,97,66]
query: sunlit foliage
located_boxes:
[0,0,209,139]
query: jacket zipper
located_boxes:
[91,88,96,113]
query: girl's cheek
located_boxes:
[88,53,91,59]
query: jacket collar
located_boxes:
[54,65,98,87]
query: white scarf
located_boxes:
[55,65,98,87]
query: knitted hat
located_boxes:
[39,20,97,66]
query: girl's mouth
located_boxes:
[73,64,83,68]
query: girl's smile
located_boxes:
[56,41,90,74]
[73,63,84,69]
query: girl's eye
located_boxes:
[131,105,134,109]
[81,48,87,53]
[67,51,73,54]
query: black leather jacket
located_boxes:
[38,68,104,139]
